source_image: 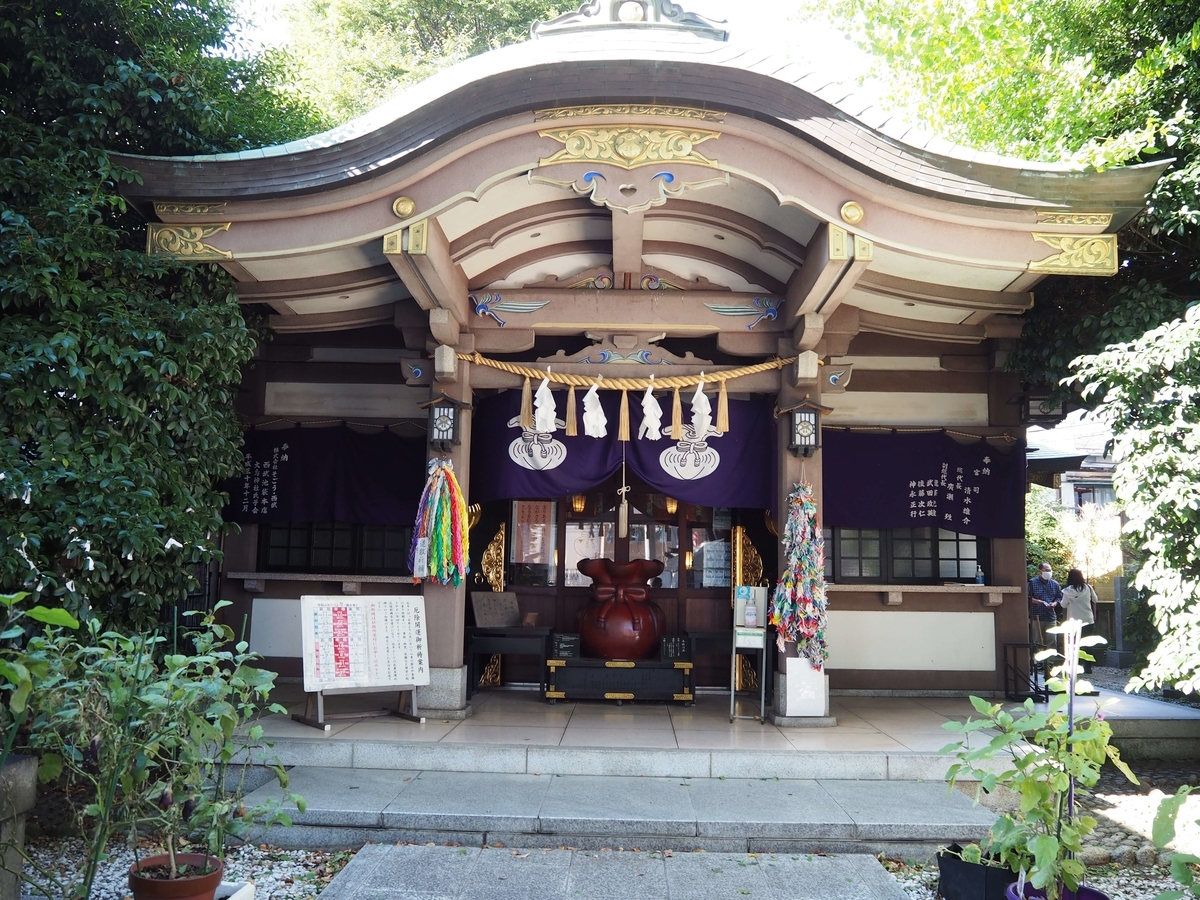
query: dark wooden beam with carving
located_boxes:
[383,218,469,326]
[781,223,851,323]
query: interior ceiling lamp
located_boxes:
[420,393,471,452]
[779,396,832,458]
[571,493,587,514]
[664,496,678,516]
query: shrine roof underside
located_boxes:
[118,2,1168,351]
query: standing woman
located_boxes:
[1061,568,1099,672]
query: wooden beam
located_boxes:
[819,305,860,357]
[268,304,396,334]
[383,218,469,325]
[429,308,460,346]
[474,328,537,353]
[793,313,825,352]
[857,309,986,344]
[856,270,1033,313]
[716,332,778,357]
[781,223,851,323]
[611,208,645,286]
[816,234,873,317]
[465,290,786,335]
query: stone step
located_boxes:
[251,738,963,781]
[246,767,995,855]
[317,844,910,900]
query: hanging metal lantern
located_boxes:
[779,396,831,458]
[420,393,470,452]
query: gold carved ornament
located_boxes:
[538,125,719,170]
[731,524,767,691]
[478,654,502,689]
[730,525,765,603]
[535,105,726,123]
[392,196,417,218]
[480,523,505,593]
[1035,211,1113,227]
[152,201,227,217]
[1029,233,1118,276]
[735,656,759,693]
[146,223,233,260]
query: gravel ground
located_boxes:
[21,667,1197,897]
[19,838,352,900]
[883,857,1186,900]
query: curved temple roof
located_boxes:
[119,2,1168,351]
[118,13,1164,216]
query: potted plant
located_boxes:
[942,620,1137,900]
[24,603,303,900]
[0,592,78,900]
[936,841,1012,900]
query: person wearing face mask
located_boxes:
[1028,562,1062,648]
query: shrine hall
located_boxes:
[118,0,1167,723]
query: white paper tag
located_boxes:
[413,537,430,579]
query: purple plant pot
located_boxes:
[1004,882,1110,900]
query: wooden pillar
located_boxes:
[775,352,824,558]
[773,351,829,718]
[424,354,471,673]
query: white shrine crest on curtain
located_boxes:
[659,424,721,480]
[506,415,568,470]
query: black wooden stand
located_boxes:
[545,658,694,703]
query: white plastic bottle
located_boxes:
[744,597,758,627]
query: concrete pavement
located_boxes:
[316,844,910,900]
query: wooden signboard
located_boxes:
[470,591,521,628]
[294,595,430,730]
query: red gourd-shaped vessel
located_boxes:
[576,558,666,660]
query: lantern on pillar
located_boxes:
[420,394,471,452]
[779,396,832,458]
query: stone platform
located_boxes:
[245,768,995,855]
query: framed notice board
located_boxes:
[299,595,431,694]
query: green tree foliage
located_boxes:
[281,0,565,124]
[1070,306,1200,692]
[803,0,1200,393]
[1,0,322,628]
[1025,486,1075,580]
[804,0,1200,690]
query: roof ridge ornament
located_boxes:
[532,1,729,41]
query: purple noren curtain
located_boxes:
[469,391,775,509]
[224,426,426,526]
[821,429,1025,537]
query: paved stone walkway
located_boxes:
[317,844,908,900]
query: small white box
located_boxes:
[782,657,829,717]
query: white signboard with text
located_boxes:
[300,595,431,694]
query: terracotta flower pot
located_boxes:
[576,558,666,660]
[1004,881,1110,900]
[129,853,224,900]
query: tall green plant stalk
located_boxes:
[80,632,155,900]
